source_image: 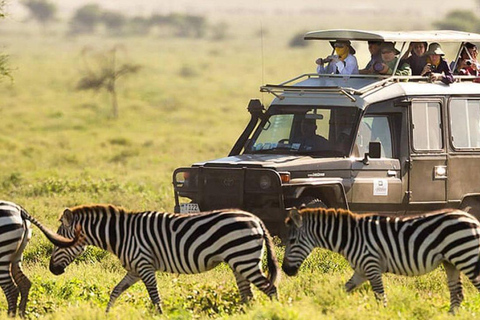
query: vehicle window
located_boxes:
[411,101,443,150]
[449,99,480,149]
[245,107,359,157]
[354,116,393,158]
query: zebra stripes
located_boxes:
[282,207,480,313]
[48,204,279,314]
[0,200,80,317]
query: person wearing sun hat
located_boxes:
[400,42,428,75]
[315,40,359,75]
[420,42,454,84]
[377,42,411,76]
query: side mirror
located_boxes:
[362,141,381,165]
[368,141,381,159]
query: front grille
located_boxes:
[201,168,244,209]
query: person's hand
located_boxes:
[429,73,439,82]
[315,57,325,65]
[421,64,432,76]
[328,55,339,64]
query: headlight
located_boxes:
[259,175,272,190]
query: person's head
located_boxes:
[368,41,382,56]
[465,42,478,60]
[425,42,445,65]
[411,42,427,57]
[330,40,356,56]
[301,119,317,136]
[380,42,400,63]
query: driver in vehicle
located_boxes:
[299,118,330,151]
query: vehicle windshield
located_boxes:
[244,106,360,157]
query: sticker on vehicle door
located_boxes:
[373,179,388,196]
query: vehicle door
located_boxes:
[447,98,480,202]
[350,113,403,212]
[408,99,447,204]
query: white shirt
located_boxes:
[317,54,359,75]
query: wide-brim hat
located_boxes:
[425,42,445,56]
[380,42,400,55]
[330,40,356,55]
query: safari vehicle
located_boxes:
[173,30,480,237]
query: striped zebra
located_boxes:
[0,200,80,317]
[48,204,279,314]
[282,207,480,313]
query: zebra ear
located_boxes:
[62,208,74,227]
[289,208,303,228]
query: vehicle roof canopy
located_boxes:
[304,29,480,42]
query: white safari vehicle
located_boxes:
[173,30,480,237]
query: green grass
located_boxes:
[1,15,480,319]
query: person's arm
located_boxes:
[336,55,359,74]
[440,60,454,84]
[395,62,412,76]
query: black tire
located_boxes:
[460,198,480,221]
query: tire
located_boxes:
[460,198,480,221]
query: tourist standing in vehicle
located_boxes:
[316,40,359,75]
[359,41,383,74]
[378,42,411,76]
[453,42,479,76]
[400,42,427,75]
[420,43,454,84]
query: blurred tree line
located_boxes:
[0,0,11,81]
[21,1,228,39]
[433,1,480,32]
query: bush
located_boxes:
[289,30,310,48]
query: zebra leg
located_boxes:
[0,275,19,317]
[233,265,278,300]
[106,272,140,313]
[365,269,387,307]
[11,261,31,318]
[443,261,463,313]
[233,271,253,302]
[345,271,367,292]
[139,268,163,314]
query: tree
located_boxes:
[434,10,480,32]
[76,47,141,118]
[69,4,102,35]
[101,10,127,36]
[22,0,57,30]
[0,0,11,81]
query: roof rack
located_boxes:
[260,73,480,100]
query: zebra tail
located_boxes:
[260,221,280,286]
[20,207,82,248]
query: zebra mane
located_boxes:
[67,204,130,216]
[299,207,461,221]
[299,207,358,219]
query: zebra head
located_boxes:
[49,208,86,275]
[282,207,316,276]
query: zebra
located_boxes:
[0,200,80,317]
[282,206,480,313]
[48,204,280,314]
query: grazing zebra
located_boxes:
[0,200,80,318]
[48,204,279,314]
[282,207,480,313]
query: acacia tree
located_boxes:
[22,0,57,31]
[76,46,141,118]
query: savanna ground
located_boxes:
[2,4,480,319]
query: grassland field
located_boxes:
[1,13,480,319]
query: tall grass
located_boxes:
[0,15,479,319]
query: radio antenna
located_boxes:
[260,21,265,104]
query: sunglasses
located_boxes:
[334,44,346,48]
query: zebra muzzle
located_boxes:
[49,263,65,275]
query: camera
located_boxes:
[373,61,384,72]
[466,60,473,66]
[429,64,437,72]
